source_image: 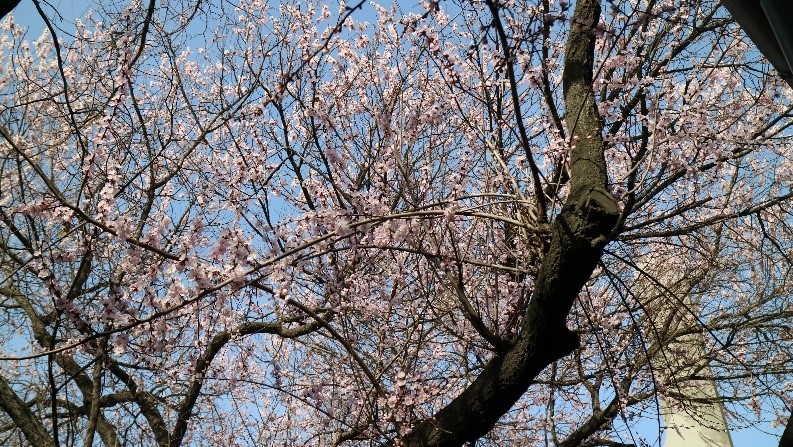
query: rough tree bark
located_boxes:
[402,0,618,445]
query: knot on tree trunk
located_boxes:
[562,185,619,249]
[534,185,619,323]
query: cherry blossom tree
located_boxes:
[2,0,793,446]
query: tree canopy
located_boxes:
[1,1,793,446]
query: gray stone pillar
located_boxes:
[636,263,734,447]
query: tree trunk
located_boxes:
[780,415,793,447]
[402,1,618,445]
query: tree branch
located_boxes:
[0,374,55,447]
[169,319,322,447]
